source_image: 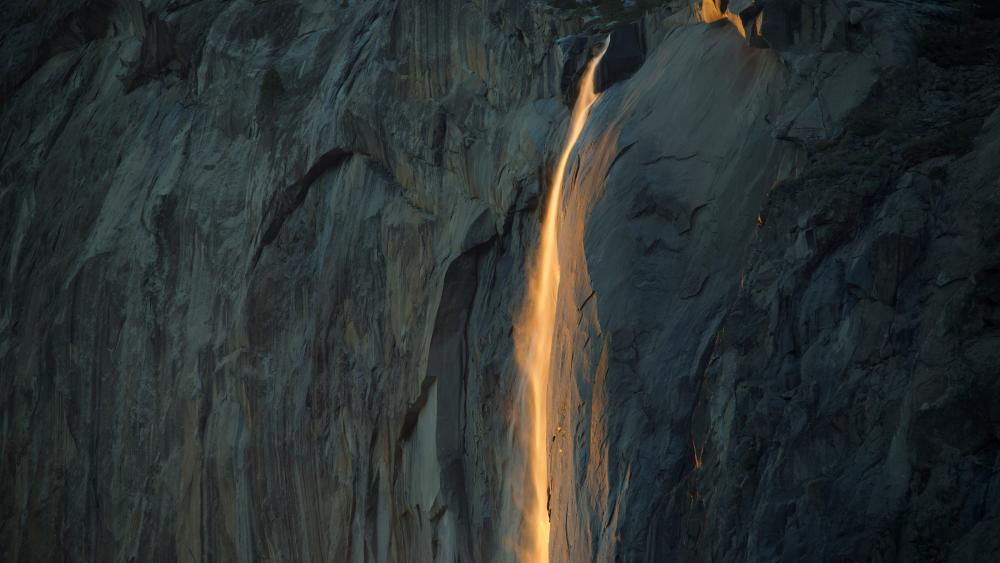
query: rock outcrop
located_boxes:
[2,0,997,561]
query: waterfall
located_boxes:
[512,40,609,563]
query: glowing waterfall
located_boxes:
[514,41,608,563]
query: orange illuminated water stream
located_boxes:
[514,43,608,563]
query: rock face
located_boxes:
[594,23,646,92]
[2,0,998,562]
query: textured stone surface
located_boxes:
[675,9,1000,561]
[2,0,998,561]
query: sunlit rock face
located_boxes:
[2,0,998,561]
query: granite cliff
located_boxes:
[2,0,998,561]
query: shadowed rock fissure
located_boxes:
[254,147,355,266]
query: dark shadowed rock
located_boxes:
[557,34,589,99]
[753,0,795,49]
[978,1,1000,19]
[595,23,645,93]
[702,0,855,52]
